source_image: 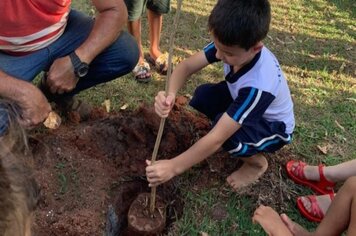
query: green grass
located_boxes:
[71,0,355,235]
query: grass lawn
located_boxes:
[72,0,355,235]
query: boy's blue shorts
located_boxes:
[189,81,292,158]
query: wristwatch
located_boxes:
[69,51,89,78]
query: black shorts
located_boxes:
[124,0,171,21]
[189,81,292,157]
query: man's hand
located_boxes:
[46,56,79,94]
[145,159,177,187]
[154,91,175,118]
[15,82,52,127]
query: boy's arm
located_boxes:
[146,113,240,186]
[168,51,210,95]
[155,51,210,118]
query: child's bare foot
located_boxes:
[226,154,268,190]
[281,214,313,236]
[253,205,293,236]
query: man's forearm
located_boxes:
[0,70,24,101]
[75,0,128,63]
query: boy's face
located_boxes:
[213,36,262,68]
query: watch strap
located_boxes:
[69,51,82,71]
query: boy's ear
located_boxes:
[252,42,264,52]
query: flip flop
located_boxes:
[286,160,335,195]
[132,61,151,83]
[297,193,335,222]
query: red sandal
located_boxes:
[286,160,335,194]
[297,193,335,222]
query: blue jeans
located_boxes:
[0,10,139,134]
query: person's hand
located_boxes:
[15,82,52,127]
[46,56,79,94]
[154,91,175,118]
[146,159,176,187]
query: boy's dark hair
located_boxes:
[208,0,271,50]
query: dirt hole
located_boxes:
[31,98,210,235]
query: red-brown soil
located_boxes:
[30,96,298,235]
[31,97,210,236]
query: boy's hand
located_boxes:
[146,159,176,187]
[154,91,175,118]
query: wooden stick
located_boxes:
[150,0,184,215]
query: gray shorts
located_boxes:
[124,0,171,21]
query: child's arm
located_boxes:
[155,51,209,118]
[146,113,240,186]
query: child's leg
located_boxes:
[290,159,356,183]
[227,153,268,189]
[189,82,233,121]
[223,119,291,190]
[283,176,356,236]
[315,176,356,235]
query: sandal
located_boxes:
[286,160,335,194]
[132,61,151,83]
[145,53,169,75]
[297,193,335,222]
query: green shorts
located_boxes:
[124,0,171,21]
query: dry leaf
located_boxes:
[120,103,128,110]
[334,120,345,131]
[317,145,328,155]
[184,93,193,99]
[102,99,111,113]
[345,46,353,51]
[275,37,285,44]
[200,232,209,236]
[43,111,61,129]
[339,62,346,73]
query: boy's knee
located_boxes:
[189,84,210,109]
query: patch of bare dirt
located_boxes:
[31,98,209,235]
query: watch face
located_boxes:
[77,64,89,77]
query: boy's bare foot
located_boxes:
[226,154,268,190]
[253,205,293,236]
[281,214,312,236]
